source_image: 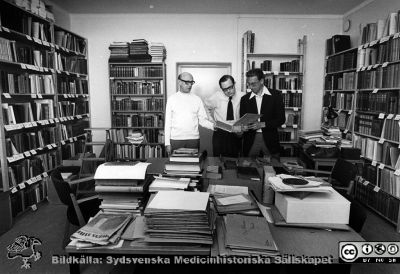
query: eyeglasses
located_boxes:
[221,85,235,93]
[179,77,195,85]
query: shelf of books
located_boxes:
[321,44,358,140]
[321,12,400,231]
[241,31,307,156]
[108,40,166,160]
[0,0,91,227]
[353,15,400,231]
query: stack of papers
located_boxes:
[149,177,190,192]
[144,191,214,245]
[70,212,133,247]
[215,214,279,256]
[213,193,259,215]
[164,162,201,177]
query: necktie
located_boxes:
[227,97,234,121]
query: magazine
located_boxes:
[215,113,264,132]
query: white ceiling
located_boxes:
[47,0,368,14]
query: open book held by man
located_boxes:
[215,113,265,133]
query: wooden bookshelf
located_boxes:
[0,0,91,229]
[108,48,166,160]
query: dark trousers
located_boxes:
[212,129,241,157]
[170,139,200,152]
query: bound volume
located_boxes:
[215,113,264,133]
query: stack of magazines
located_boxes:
[143,191,215,245]
[149,42,166,62]
[109,41,129,61]
[69,212,133,248]
[164,148,202,178]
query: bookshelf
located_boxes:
[0,0,90,230]
[321,14,400,231]
[241,31,307,156]
[322,45,358,139]
[353,24,400,231]
[108,60,166,160]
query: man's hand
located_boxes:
[166,145,172,156]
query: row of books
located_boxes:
[110,80,163,95]
[114,144,163,159]
[2,100,54,124]
[112,113,163,128]
[58,101,89,117]
[282,91,302,108]
[6,128,56,154]
[381,118,400,142]
[337,112,351,130]
[109,65,163,78]
[10,180,48,217]
[360,11,400,44]
[357,64,400,89]
[279,59,301,72]
[278,130,294,142]
[110,128,164,144]
[274,77,302,90]
[0,71,55,94]
[354,114,384,137]
[326,51,357,73]
[61,140,85,161]
[285,113,300,127]
[329,93,354,110]
[54,53,87,74]
[111,98,164,111]
[379,167,400,199]
[356,92,399,113]
[325,72,356,90]
[243,30,255,53]
[57,77,88,94]
[358,39,400,68]
[355,178,400,224]
[354,135,400,168]
[54,30,87,55]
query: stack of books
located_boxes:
[169,148,201,163]
[143,191,215,245]
[125,131,145,144]
[164,148,202,178]
[216,214,279,256]
[149,42,166,62]
[129,39,151,62]
[94,162,152,216]
[148,176,190,192]
[109,42,129,61]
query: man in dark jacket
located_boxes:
[240,68,285,159]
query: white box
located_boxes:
[275,188,350,224]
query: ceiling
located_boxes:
[47,0,368,15]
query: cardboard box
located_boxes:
[275,188,350,224]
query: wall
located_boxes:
[69,13,342,140]
[344,0,400,46]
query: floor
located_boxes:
[0,183,400,274]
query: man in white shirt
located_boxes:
[205,75,241,157]
[164,72,214,155]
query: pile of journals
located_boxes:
[125,131,145,144]
[129,39,151,62]
[149,42,166,62]
[108,41,129,61]
[148,176,191,192]
[207,184,260,215]
[69,211,133,248]
[143,191,215,246]
[164,148,202,178]
[215,214,279,256]
[94,162,152,216]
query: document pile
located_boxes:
[70,212,133,247]
[108,41,129,61]
[149,176,191,192]
[215,214,279,256]
[143,191,215,245]
[169,148,202,163]
[94,162,152,216]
